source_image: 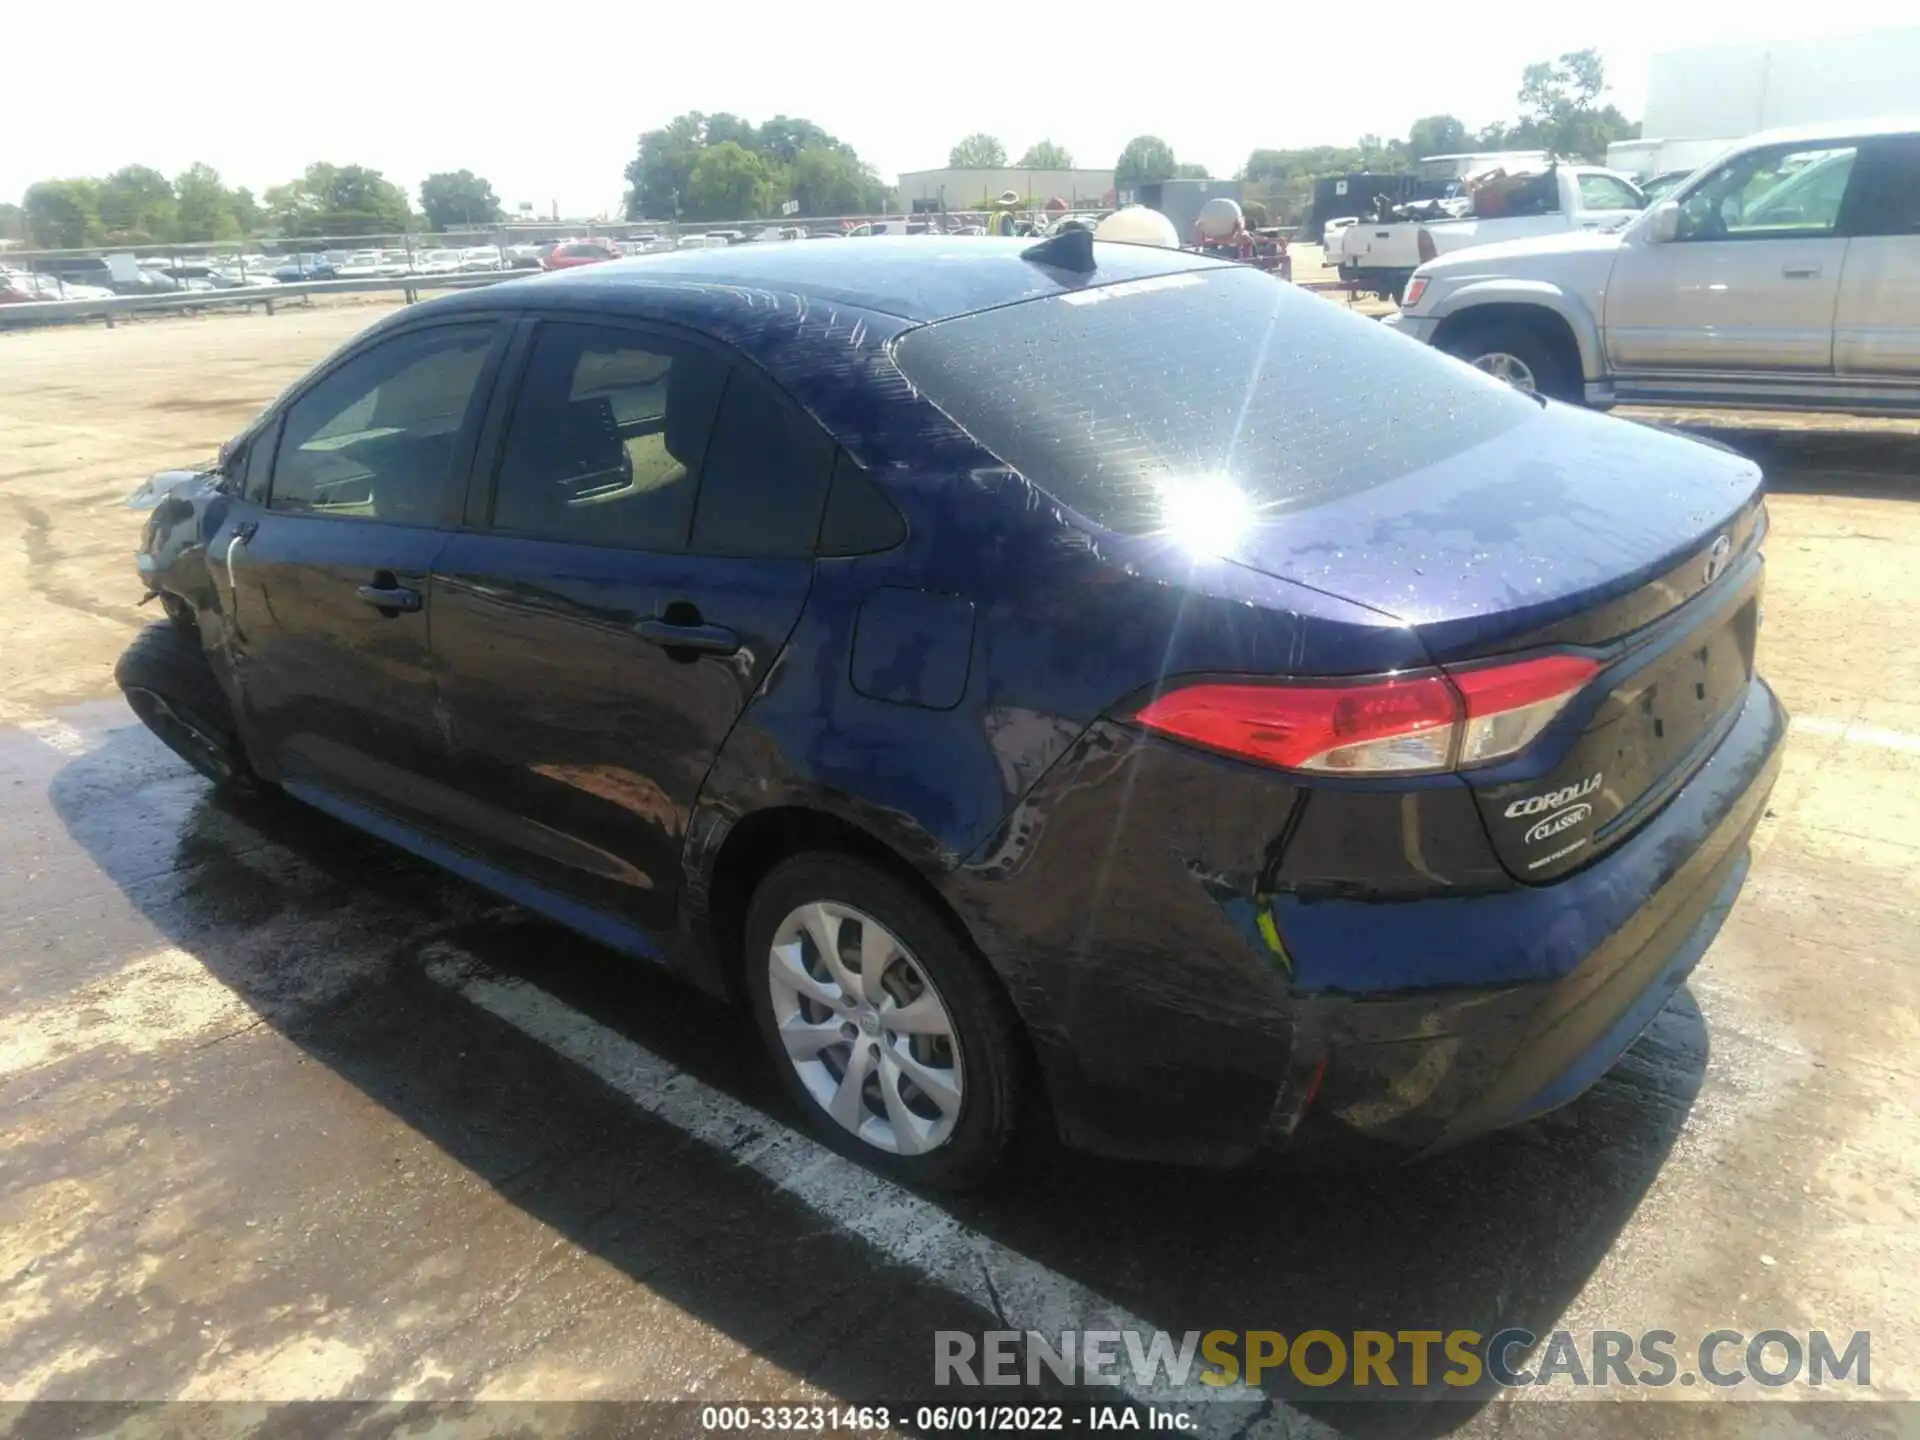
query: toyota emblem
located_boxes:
[1703,533,1733,585]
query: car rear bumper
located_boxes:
[990,674,1786,1166]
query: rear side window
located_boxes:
[891,266,1534,536]
[687,370,835,557]
[489,322,726,550]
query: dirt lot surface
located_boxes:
[2,300,1917,1437]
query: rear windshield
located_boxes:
[891,265,1535,535]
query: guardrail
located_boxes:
[0,270,526,328]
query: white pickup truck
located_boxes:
[1334,165,1648,300]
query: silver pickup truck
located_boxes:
[1388,119,1920,416]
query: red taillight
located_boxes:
[1133,675,1460,774]
[1132,654,1599,776]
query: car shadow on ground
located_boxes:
[46,721,1709,1437]
[1670,424,1920,501]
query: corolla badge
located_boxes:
[1503,773,1602,818]
[1703,533,1733,585]
[1525,803,1593,845]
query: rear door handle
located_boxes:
[1782,263,1822,278]
[637,618,740,655]
[356,582,423,614]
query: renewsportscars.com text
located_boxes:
[935,1328,1872,1391]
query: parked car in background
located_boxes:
[272,254,336,282]
[541,240,621,270]
[460,247,504,272]
[120,238,1784,1189]
[1390,118,1920,415]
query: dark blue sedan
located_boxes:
[120,237,1786,1187]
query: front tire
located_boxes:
[744,853,1027,1190]
[115,622,258,796]
[1441,322,1575,400]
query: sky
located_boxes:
[5,4,1918,219]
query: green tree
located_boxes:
[96,165,176,242]
[172,163,241,242]
[1408,114,1469,159]
[948,133,1007,168]
[683,141,772,221]
[0,201,23,241]
[757,116,840,166]
[625,112,888,221]
[1175,161,1211,179]
[1515,48,1639,160]
[231,187,261,234]
[703,113,759,151]
[1115,135,1178,190]
[785,144,887,216]
[265,163,411,237]
[419,170,504,231]
[1017,140,1073,168]
[625,113,709,219]
[23,180,101,248]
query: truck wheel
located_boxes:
[1441,323,1574,400]
[115,623,258,796]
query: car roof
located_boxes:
[1741,115,1920,147]
[441,235,1230,323]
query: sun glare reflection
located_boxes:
[1154,473,1256,557]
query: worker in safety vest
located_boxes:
[985,189,1021,237]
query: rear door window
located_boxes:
[487,321,726,550]
[1844,136,1920,236]
[892,265,1534,536]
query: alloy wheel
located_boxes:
[765,901,964,1156]
[1471,351,1539,393]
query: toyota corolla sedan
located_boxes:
[119,237,1785,1188]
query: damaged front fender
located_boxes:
[129,465,232,621]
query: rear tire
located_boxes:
[115,622,258,796]
[1441,321,1575,400]
[744,853,1027,1190]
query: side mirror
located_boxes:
[1646,202,1681,244]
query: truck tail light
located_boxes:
[1131,655,1599,776]
[1402,276,1429,307]
[1416,228,1437,263]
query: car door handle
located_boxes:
[1782,263,1822,279]
[637,618,740,655]
[356,582,423,614]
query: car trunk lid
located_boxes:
[1212,407,1767,880]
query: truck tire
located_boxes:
[115,623,258,796]
[1440,322,1576,401]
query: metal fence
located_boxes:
[0,271,521,328]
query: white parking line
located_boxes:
[419,943,1332,1439]
[0,700,89,757]
[1792,715,1920,754]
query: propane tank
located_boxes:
[1194,197,1245,242]
[1093,205,1180,248]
